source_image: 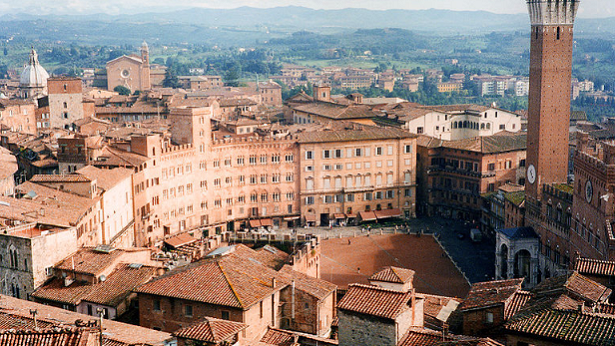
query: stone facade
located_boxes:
[47,77,84,130]
[106,43,151,93]
[139,287,281,340]
[299,132,416,225]
[0,223,78,299]
[0,99,36,135]
[417,134,526,223]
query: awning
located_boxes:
[164,233,197,249]
[359,211,378,222]
[249,220,262,228]
[374,208,402,220]
[347,213,357,218]
[260,218,273,227]
[334,213,346,219]
[305,214,317,222]
[284,216,300,221]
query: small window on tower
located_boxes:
[557,27,561,40]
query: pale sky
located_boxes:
[0,0,611,18]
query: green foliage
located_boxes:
[162,68,180,88]
[113,85,131,96]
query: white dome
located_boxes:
[20,48,49,88]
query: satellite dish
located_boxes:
[99,275,107,282]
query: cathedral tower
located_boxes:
[525,0,579,200]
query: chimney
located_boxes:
[271,277,276,288]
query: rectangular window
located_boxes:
[387,145,393,155]
[285,154,294,162]
[404,145,412,153]
[355,148,363,157]
[185,305,193,317]
[305,151,314,160]
[376,147,383,156]
[153,300,161,311]
[323,150,331,159]
[249,155,257,165]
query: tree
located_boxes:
[162,68,180,89]
[114,85,131,96]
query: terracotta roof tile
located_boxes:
[252,245,290,270]
[505,309,615,345]
[369,266,415,284]
[278,266,336,300]
[533,272,611,303]
[504,290,532,320]
[575,257,615,277]
[397,327,492,346]
[0,327,94,346]
[0,295,171,345]
[259,328,296,346]
[296,123,415,144]
[173,316,247,343]
[32,263,156,307]
[55,248,125,276]
[136,244,285,309]
[292,102,377,120]
[164,232,197,249]
[31,174,92,183]
[76,166,133,191]
[337,284,411,320]
[459,278,523,311]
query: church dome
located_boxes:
[19,48,49,88]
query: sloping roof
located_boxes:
[136,244,286,310]
[504,290,532,320]
[76,166,132,191]
[369,266,415,284]
[293,102,377,120]
[296,123,415,144]
[0,327,94,346]
[459,278,524,311]
[33,263,157,307]
[278,266,337,300]
[0,147,17,181]
[0,295,171,345]
[31,174,91,184]
[55,248,125,276]
[164,232,197,249]
[337,284,412,320]
[498,227,538,240]
[575,257,615,277]
[252,245,290,270]
[442,133,526,154]
[505,309,615,345]
[260,328,297,346]
[172,317,247,343]
[533,272,612,303]
[397,327,500,346]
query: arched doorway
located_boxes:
[514,249,531,281]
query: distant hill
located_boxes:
[0,6,614,46]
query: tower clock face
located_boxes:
[527,164,536,184]
[585,179,593,203]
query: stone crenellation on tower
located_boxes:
[527,0,580,26]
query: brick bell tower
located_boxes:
[525,0,579,200]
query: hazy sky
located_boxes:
[0,0,611,18]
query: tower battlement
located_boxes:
[527,0,579,26]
